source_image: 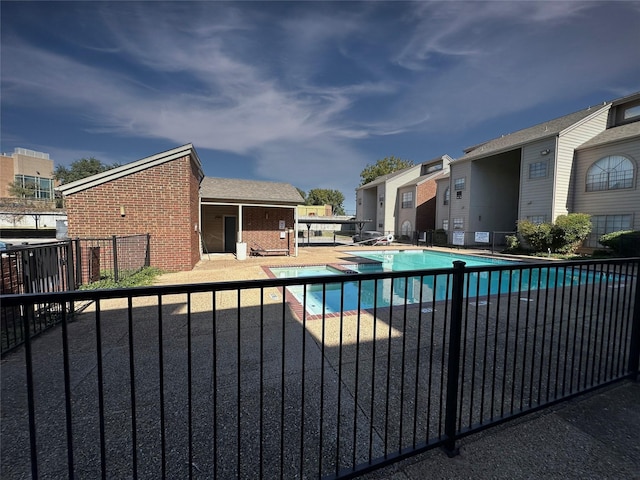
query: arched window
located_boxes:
[443,187,450,205]
[586,155,634,192]
[401,220,412,238]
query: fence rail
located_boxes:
[1,257,639,479]
[1,234,150,355]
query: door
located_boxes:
[224,216,237,253]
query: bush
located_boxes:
[504,234,520,252]
[518,214,592,254]
[80,266,164,290]
[599,230,640,256]
[551,213,591,254]
[517,220,553,252]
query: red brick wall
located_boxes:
[242,206,295,253]
[416,180,438,231]
[64,155,201,271]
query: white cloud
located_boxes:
[2,0,639,208]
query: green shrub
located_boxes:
[599,230,640,256]
[504,234,519,252]
[517,220,553,252]
[551,213,591,254]
[80,266,164,290]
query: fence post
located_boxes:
[112,235,119,283]
[145,233,151,267]
[74,238,82,288]
[443,260,466,456]
[628,259,640,380]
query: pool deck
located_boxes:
[4,244,637,479]
[156,244,640,479]
[156,244,525,286]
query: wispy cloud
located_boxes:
[2,1,639,208]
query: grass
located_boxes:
[79,266,164,290]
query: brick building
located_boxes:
[57,144,303,272]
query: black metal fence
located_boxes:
[1,235,150,356]
[1,257,638,479]
[73,234,151,284]
[1,242,75,356]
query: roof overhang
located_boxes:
[56,144,203,196]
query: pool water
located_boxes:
[269,250,603,316]
[355,249,514,270]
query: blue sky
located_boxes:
[2,1,639,212]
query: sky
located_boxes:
[2,1,640,213]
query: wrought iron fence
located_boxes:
[1,257,638,479]
[73,234,150,284]
[1,234,150,356]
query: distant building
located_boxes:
[297,204,333,217]
[355,155,451,238]
[0,148,55,201]
[438,91,640,247]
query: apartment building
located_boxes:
[437,92,640,247]
[355,155,451,238]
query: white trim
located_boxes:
[57,144,202,196]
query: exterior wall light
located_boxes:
[120,206,126,217]
[540,149,551,156]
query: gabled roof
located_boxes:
[456,104,610,162]
[200,177,304,205]
[356,163,422,190]
[577,121,640,150]
[57,144,203,196]
[398,170,448,189]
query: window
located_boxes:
[623,105,640,121]
[453,218,464,230]
[442,220,449,231]
[456,191,462,199]
[587,214,632,247]
[401,220,412,237]
[401,191,413,209]
[529,161,548,179]
[13,174,54,200]
[423,163,443,174]
[443,187,450,205]
[527,215,546,224]
[454,177,465,190]
[586,155,634,191]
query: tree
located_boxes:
[305,188,345,215]
[8,180,37,199]
[359,156,414,186]
[54,157,119,184]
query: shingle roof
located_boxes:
[456,104,610,162]
[57,143,203,196]
[200,177,304,205]
[356,163,421,189]
[399,170,448,189]
[577,121,640,150]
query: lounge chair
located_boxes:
[250,243,289,256]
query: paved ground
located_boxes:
[2,243,638,479]
[361,380,640,480]
[161,244,640,479]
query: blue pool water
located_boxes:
[269,250,603,315]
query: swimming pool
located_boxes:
[268,250,608,316]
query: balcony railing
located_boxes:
[1,257,638,479]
